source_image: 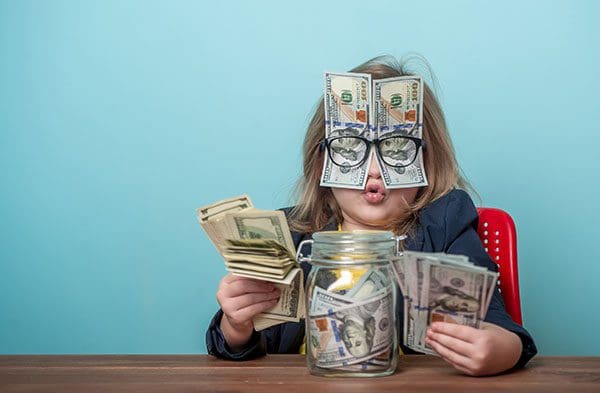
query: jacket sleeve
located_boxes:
[206,309,267,360]
[442,190,538,369]
[206,308,305,359]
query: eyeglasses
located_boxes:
[320,135,425,169]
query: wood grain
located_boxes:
[1,355,599,393]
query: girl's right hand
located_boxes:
[216,273,281,351]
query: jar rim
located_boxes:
[306,257,394,267]
[312,230,395,244]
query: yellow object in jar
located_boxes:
[325,251,376,293]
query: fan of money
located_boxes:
[196,195,304,330]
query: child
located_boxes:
[206,55,537,376]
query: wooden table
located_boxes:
[1,355,599,393]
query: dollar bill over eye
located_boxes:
[321,72,373,189]
[372,76,427,189]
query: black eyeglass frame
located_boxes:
[319,135,426,169]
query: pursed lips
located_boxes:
[363,180,386,203]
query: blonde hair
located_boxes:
[289,55,472,236]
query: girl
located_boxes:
[206,55,537,376]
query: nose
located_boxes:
[367,151,381,179]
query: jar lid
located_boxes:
[308,230,397,266]
[313,230,395,243]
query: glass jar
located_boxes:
[297,230,399,377]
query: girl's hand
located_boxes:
[217,274,281,351]
[425,321,522,376]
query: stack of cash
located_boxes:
[391,251,498,355]
[197,195,304,331]
[307,267,396,371]
[222,239,298,284]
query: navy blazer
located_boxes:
[206,189,537,368]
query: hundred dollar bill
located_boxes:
[432,253,497,320]
[309,286,354,314]
[345,267,389,299]
[402,251,426,349]
[335,357,392,372]
[225,262,296,280]
[483,271,499,320]
[390,255,407,296]
[252,317,281,331]
[224,254,296,269]
[417,254,476,351]
[420,259,487,352]
[308,288,394,368]
[307,287,354,363]
[223,238,296,280]
[224,210,295,253]
[253,267,304,329]
[320,72,373,189]
[197,195,253,223]
[224,238,292,257]
[196,195,254,249]
[228,267,301,285]
[252,271,305,332]
[373,76,427,188]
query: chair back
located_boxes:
[476,207,523,325]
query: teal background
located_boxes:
[1,0,599,355]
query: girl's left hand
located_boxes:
[425,321,522,376]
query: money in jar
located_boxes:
[296,230,399,377]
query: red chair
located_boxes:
[476,207,523,325]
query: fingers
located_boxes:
[223,273,268,286]
[425,336,472,373]
[224,294,279,328]
[230,288,281,311]
[220,274,281,300]
[427,322,506,376]
[233,297,279,322]
[426,322,480,375]
[426,327,472,357]
[221,274,277,296]
[217,274,281,327]
[429,322,477,343]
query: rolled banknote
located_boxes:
[308,288,394,368]
[345,267,389,299]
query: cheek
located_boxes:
[387,188,419,206]
[331,188,360,208]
